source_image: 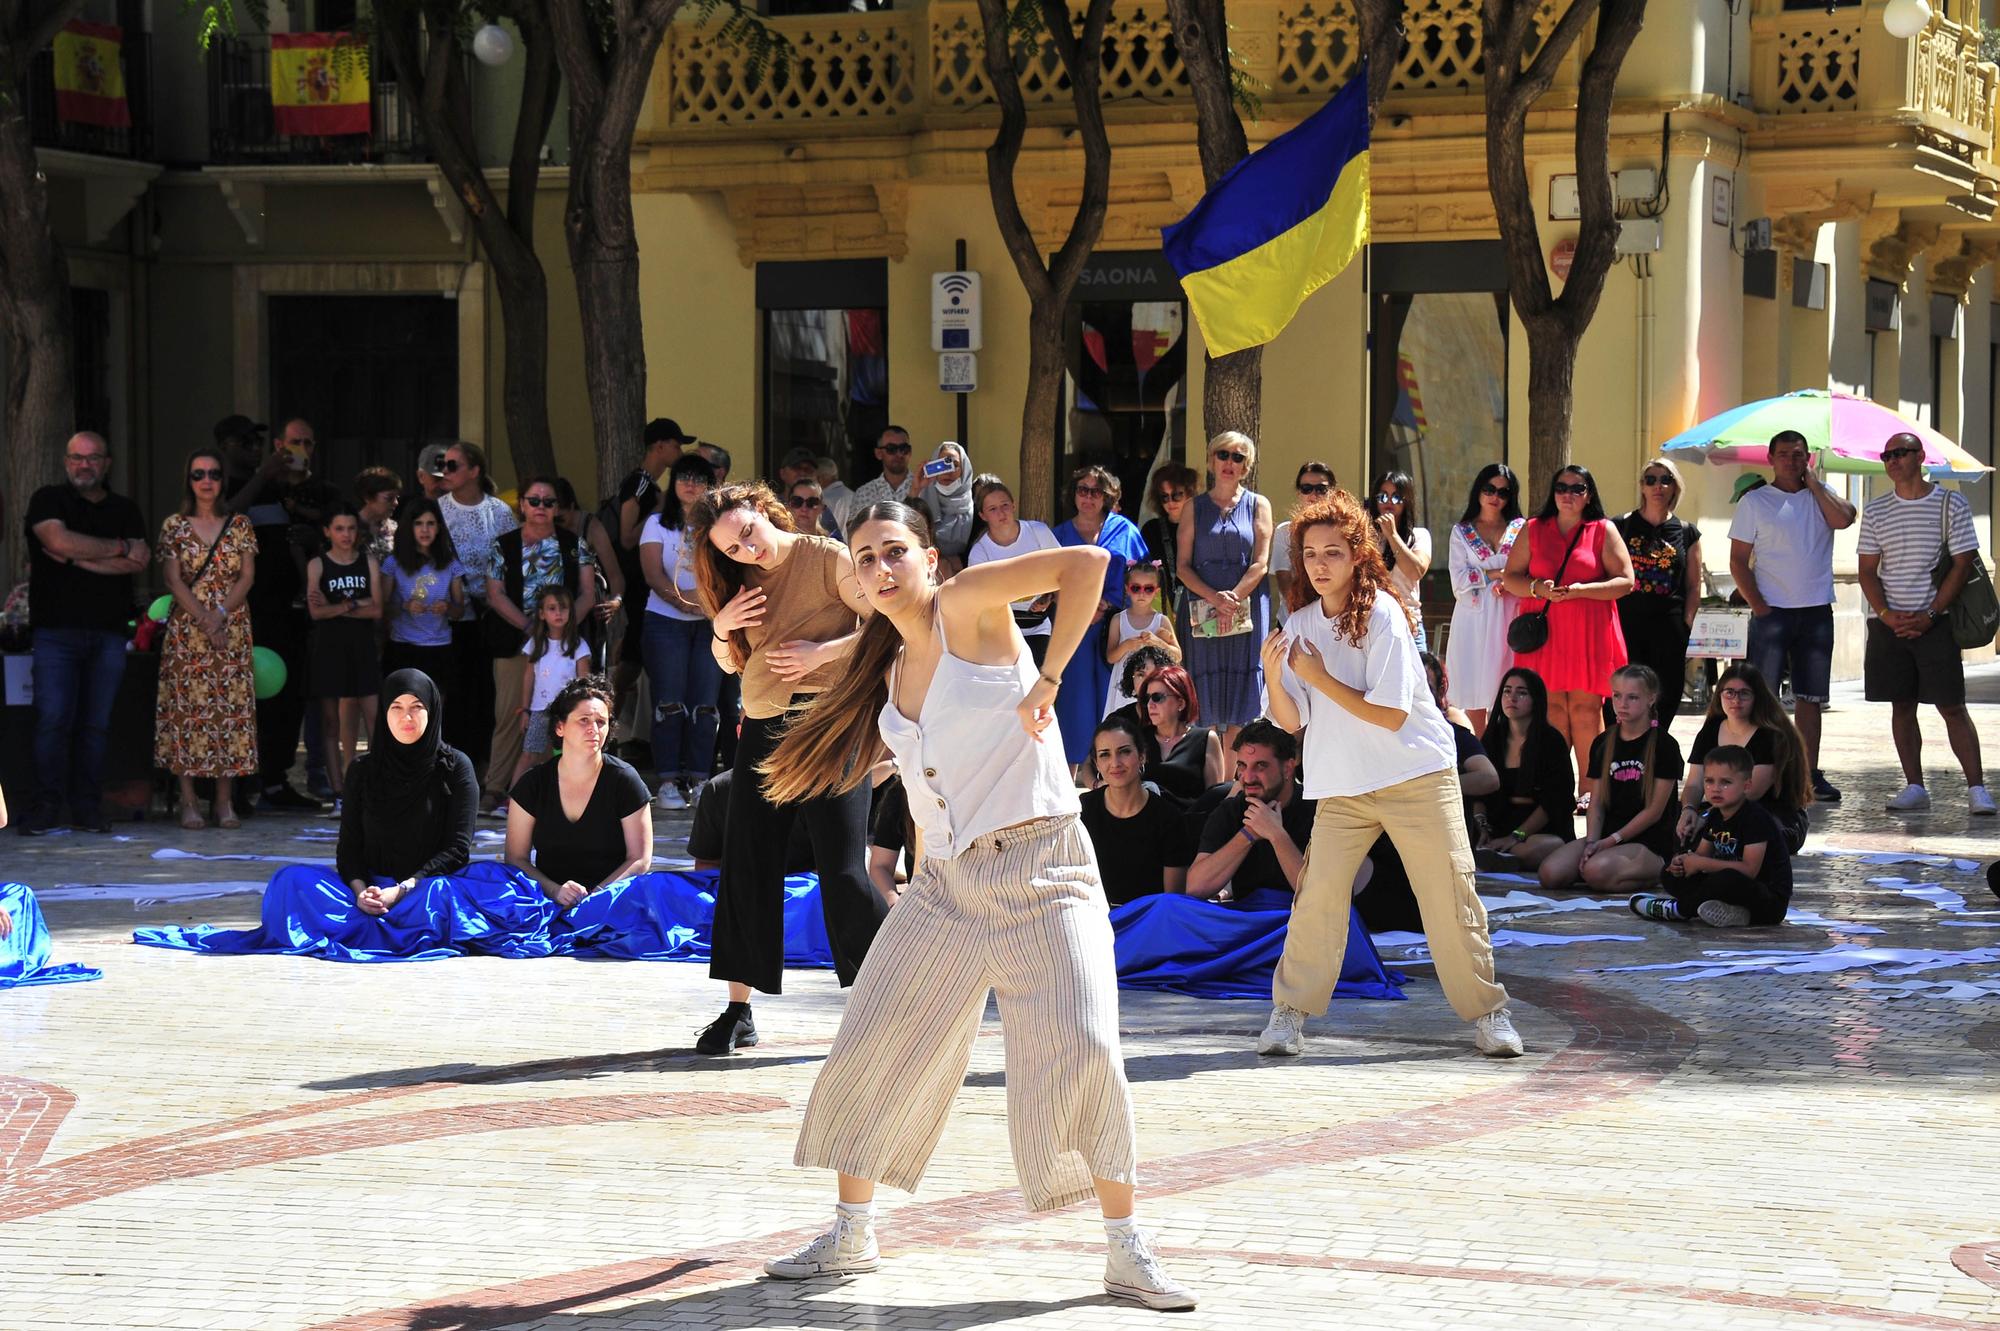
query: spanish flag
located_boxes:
[52,21,130,129]
[270,32,370,138]
[1161,68,1370,358]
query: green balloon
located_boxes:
[251,646,288,700]
[148,594,174,621]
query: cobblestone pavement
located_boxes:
[4,670,1998,1330]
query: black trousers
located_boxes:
[712,707,883,994]
[1617,611,1689,729]
[384,641,456,691]
[1669,868,1788,926]
[251,608,310,790]
[446,620,495,778]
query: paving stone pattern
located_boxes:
[3,672,1998,1329]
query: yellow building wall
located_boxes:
[634,191,758,470]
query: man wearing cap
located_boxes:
[21,431,150,835]
[1728,428,1855,804]
[415,443,451,502]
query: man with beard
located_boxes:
[1185,720,1313,909]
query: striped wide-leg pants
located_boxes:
[793,814,1136,1212]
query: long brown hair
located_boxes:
[686,481,798,671]
[1285,489,1414,643]
[1599,663,1663,799]
[759,500,930,805]
[1706,662,1813,810]
[178,449,230,518]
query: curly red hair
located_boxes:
[1285,490,1417,645]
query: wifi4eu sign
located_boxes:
[932,271,982,351]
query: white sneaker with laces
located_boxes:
[1695,900,1753,928]
[1103,1226,1197,1311]
[1886,783,1932,811]
[655,781,688,812]
[1256,1004,1306,1056]
[1473,1008,1525,1058]
[764,1210,879,1279]
[1970,785,1997,816]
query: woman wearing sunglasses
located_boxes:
[1503,465,1634,797]
[1269,461,1338,625]
[1445,463,1525,734]
[1175,431,1274,748]
[1051,465,1151,771]
[1613,456,1702,732]
[1366,470,1432,649]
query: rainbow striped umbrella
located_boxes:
[1660,389,1991,480]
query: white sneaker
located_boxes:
[1473,1008,1525,1058]
[1886,783,1932,812]
[1103,1225,1197,1311]
[764,1210,879,1279]
[1256,1004,1306,1056]
[1970,785,1997,816]
[1695,900,1753,928]
[654,780,688,812]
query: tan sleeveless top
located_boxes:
[739,534,861,719]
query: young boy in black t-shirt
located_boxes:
[1630,745,1793,928]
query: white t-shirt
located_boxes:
[1727,485,1836,608]
[1857,484,1979,615]
[968,519,1063,636]
[523,640,591,713]
[438,492,517,609]
[1387,525,1433,600]
[1279,591,1457,800]
[638,515,703,622]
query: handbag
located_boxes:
[1932,493,2000,650]
[1506,519,1589,654]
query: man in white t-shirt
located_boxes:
[1857,432,1991,815]
[1727,429,1856,803]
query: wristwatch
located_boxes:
[1928,608,1943,621]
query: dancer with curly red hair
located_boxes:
[1256,491,1523,1060]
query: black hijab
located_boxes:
[366,669,446,811]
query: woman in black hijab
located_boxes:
[337,669,480,912]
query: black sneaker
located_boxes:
[1629,893,1685,922]
[71,810,113,834]
[259,783,325,812]
[1811,769,1842,803]
[695,1005,758,1055]
[15,807,57,837]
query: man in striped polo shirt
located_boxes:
[1856,431,1991,815]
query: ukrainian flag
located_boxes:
[1162,69,1370,358]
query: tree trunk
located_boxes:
[1523,316,1579,487]
[546,1,679,497]
[0,6,79,576]
[379,9,561,482]
[1019,302,1067,517]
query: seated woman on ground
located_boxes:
[505,676,653,907]
[1080,714,1189,904]
[1678,663,1812,854]
[1537,664,1683,894]
[1139,664,1226,802]
[1476,667,1577,869]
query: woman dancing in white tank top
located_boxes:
[756,499,1195,1311]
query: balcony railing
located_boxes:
[206,34,429,165]
[658,0,1562,132]
[25,31,153,159]
[1753,2,1998,152]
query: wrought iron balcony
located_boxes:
[205,34,429,165]
[25,31,153,159]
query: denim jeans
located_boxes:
[32,627,130,820]
[642,612,723,782]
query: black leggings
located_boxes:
[712,707,884,994]
[1669,868,1788,926]
[1618,612,1690,729]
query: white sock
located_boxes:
[836,1200,875,1220]
[1102,1214,1135,1233]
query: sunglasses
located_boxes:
[882,443,913,456]
[1552,481,1590,496]
[1158,488,1188,502]
[1374,492,1404,505]
[1641,474,1677,487]
[1143,691,1172,705]
[522,496,557,509]
[440,459,464,473]
[1881,446,1924,461]
[188,467,224,481]
[788,496,824,510]
[1075,485,1106,498]
[1479,483,1513,498]
[1297,483,1331,497]
[1213,450,1250,466]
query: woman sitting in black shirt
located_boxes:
[506,676,653,904]
[339,668,481,913]
[1677,663,1811,852]
[1475,666,1576,869]
[1140,664,1225,801]
[1079,715,1190,903]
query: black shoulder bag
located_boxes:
[1506,520,1589,655]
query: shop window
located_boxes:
[1061,252,1189,522]
[758,259,890,491]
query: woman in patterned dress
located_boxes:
[156,448,258,829]
[1444,463,1526,734]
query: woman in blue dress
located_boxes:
[1052,465,1152,771]
[1175,431,1273,745]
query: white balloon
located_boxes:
[1883,0,1933,40]
[471,23,515,66]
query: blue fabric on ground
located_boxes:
[2,881,103,989]
[1109,893,1404,1001]
[560,871,832,967]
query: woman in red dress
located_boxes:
[1502,465,1634,799]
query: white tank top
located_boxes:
[879,604,1080,861]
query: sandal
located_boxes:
[179,805,206,831]
[214,804,241,830]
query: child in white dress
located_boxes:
[1104,561,1180,717]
